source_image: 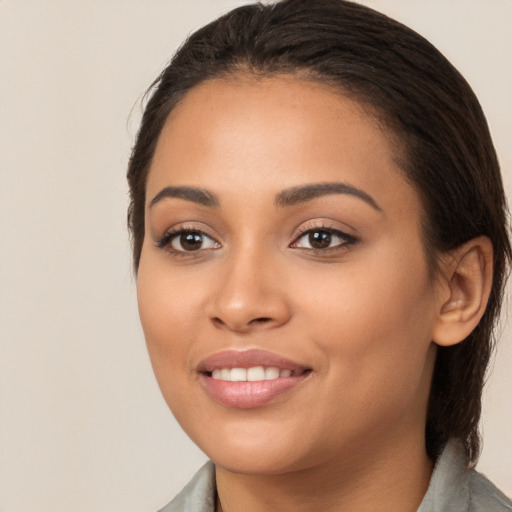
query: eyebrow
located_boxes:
[275,182,382,211]
[149,186,219,208]
[149,182,381,211]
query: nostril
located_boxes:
[212,317,225,328]
[210,316,272,332]
[211,316,273,330]
[250,317,272,325]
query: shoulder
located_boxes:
[419,439,511,512]
[467,470,512,512]
[157,461,216,512]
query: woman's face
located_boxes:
[137,77,440,475]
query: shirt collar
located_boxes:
[418,439,469,512]
[161,439,469,512]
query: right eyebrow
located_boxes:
[149,186,219,208]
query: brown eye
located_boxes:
[309,230,331,249]
[166,230,219,252]
[292,228,357,251]
[178,232,203,251]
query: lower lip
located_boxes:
[199,373,310,409]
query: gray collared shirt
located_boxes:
[159,440,512,512]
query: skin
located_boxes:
[137,76,469,511]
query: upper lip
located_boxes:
[197,349,310,373]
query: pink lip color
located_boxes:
[197,349,311,409]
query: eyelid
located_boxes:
[156,224,221,253]
[289,222,358,251]
[292,217,357,238]
[291,215,357,234]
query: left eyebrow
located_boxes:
[275,182,382,211]
[149,186,219,208]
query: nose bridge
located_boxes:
[209,240,290,332]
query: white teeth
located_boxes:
[247,366,265,382]
[210,366,297,382]
[230,368,247,382]
[264,367,280,380]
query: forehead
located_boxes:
[161,75,389,159]
[147,75,417,219]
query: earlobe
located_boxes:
[432,236,493,347]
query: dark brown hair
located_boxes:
[127,0,510,464]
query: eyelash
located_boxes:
[290,225,358,253]
[156,225,357,257]
[156,226,219,257]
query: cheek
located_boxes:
[297,242,436,382]
[137,271,204,430]
[295,262,436,441]
[136,256,202,385]
[137,250,204,331]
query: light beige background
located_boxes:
[0,1,510,511]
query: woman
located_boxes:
[127,0,512,510]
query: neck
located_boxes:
[215,434,433,512]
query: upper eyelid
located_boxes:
[293,222,356,239]
[159,223,218,239]
[291,216,358,235]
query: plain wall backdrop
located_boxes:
[0,1,510,511]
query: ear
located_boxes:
[432,236,493,347]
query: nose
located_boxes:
[206,248,292,334]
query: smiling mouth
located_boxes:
[197,349,312,408]
[207,366,306,382]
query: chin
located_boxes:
[188,417,313,476]
[210,448,306,477]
